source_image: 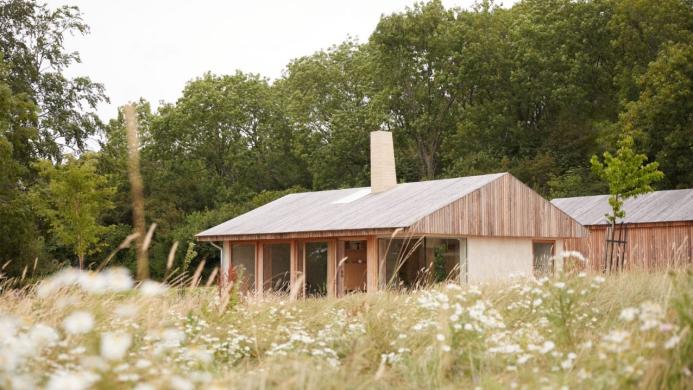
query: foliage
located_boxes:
[0,269,689,388]
[433,245,447,283]
[590,135,664,222]
[1,0,691,277]
[31,154,115,268]
[0,0,107,160]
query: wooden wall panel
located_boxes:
[408,174,587,239]
[563,222,692,272]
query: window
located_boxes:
[305,242,328,297]
[379,237,464,288]
[264,243,291,293]
[533,241,555,277]
[231,244,255,291]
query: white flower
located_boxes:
[554,282,566,289]
[28,324,60,349]
[135,359,152,369]
[45,370,99,390]
[436,333,445,342]
[139,280,167,296]
[169,376,194,390]
[63,311,94,335]
[619,307,639,322]
[100,332,132,361]
[441,345,451,352]
[539,341,555,354]
[664,335,681,350]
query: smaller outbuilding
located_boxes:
[552,190,693,272]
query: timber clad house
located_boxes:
[552,190,693,272]
[197,131,587,297]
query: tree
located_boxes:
[590,134,663,271]
[619,42,693,189]
[32,154,115,269]
[277,40,381,189]
[369,0,464,179]
[0,0,107,160]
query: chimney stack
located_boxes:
[370,131,397,193]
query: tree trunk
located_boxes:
[78,254,84,270]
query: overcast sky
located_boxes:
[46,0,516,121]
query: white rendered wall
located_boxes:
[467,237,533,283]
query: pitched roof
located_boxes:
[196,173,506,238]
[551,189,693,226]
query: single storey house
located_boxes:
[197,131,587,296]
[552,190,693,272]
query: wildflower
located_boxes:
[619,307,639,322]
[100,332,132,361]
[63,311,94,335]
[139,280,167,296]
[170,376,194,390]
[664,335,681,350]
[539,341,555,354]
[45,370,99,390]
[441,345,451,352]
[554,282,566,289]
[436,333,445,342]
[135,359,152,369]
[28,323,60,350]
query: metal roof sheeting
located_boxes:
[551,189,693,226]
[197,173,506,237]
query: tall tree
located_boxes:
[0,0,107,159]
[31,154,115,269]
[619,42,693,189]
[370,0,464,179]
[277,40,381,189]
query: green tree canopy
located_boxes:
[32,154,115,269]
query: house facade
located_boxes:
[197,132,587,297]
[552,190,693,272]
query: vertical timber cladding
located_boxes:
[408,174,586,238]
[564,222,693,272]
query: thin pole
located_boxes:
[122,103,149,280]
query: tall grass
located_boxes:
[0,268,690,389]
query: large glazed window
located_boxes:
[305,242,328,297]
[533,241,555,277]
[425,238,462,283]
[264,243,291,293]
[379,237,464,288]
[231,244,255,291]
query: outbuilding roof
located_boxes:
[197,173,505,238]
[551,189,693,226]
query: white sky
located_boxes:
[46,0,516,121]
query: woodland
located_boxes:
[0,0,691,277]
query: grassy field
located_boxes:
[0,269,691,389]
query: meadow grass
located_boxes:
[0,269,691,389]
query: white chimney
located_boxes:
[370,131,397,193]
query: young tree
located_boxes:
[590,135,664,270]
[32,154,115,269]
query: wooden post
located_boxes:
[221,241,231,287]
[366,236,379,293]
[256,242,264,295]
[327,239,336,297]
[122,104,148,280]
